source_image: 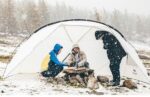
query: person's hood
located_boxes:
[95,30,105,40]
[72,44,80,50]
[53,44,63,54]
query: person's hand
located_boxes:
[71,61,76,64]
[78,62,83,67]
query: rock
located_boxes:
[76,75,86,87]
[86,91,104,95]
[84,76,88,85]
[87,70,99,90]
[76,75,84,83]
[97,76,109,83]
[93,91,104,95]
[87,76,99,90]
[143,85,147,88]
[63,74,70,81]
[1,90,5,93]
[55,77,67,85]
[47,77,54,83]
[87,69,94,75]
[69,76,79,86]
[123,80,137,89]
[52,88,64,92]
[69,79,79,86]
[68,75,86,87]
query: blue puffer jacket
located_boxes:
[49,44,67,66]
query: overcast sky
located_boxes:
[43,0,150,16]
[16,0,150,16]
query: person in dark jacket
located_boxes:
[41,44,68,77]
[95,30,126,86]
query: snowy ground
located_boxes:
[0,39,150,95]
[0,69,150,95]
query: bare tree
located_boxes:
[23,1,41,34]
[0,0,150,45]
[3,0,19,35]
[37,0,50,26]
[94,9,102,22]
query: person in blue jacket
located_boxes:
[41,44,68,77]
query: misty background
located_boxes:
[0,0,150,46]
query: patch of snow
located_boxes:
[0,46,15,56]
[130,41,150,52]
[0,73,150,95]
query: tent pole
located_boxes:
[62,53,70,62]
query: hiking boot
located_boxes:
[108,81,120,86]
[107,81,114,86]
[110,80,114,83]
[112,82,120,86]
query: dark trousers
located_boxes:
[109,57,122,83]
[41,61,63,77]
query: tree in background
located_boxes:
[0,0,150,45]
[94,9,102,22]
[0,0,19,35]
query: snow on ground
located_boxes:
[0,71,150,95]
[0,68,103,95]
[0,46,15,56]
[0,62,150,95]
[0,33,25,56]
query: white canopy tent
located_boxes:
[3,19,150,83]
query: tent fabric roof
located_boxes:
[34,19,125,38]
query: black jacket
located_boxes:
[102,33,126,59]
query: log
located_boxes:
[63,67,91,74]
[63,67,94,87]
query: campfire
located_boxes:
[46,67,108,90]
[46,67,138,90]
